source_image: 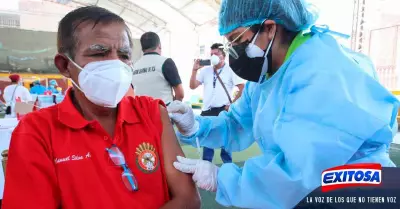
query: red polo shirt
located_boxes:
[3,89,170,209]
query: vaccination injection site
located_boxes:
[0,0,399,208]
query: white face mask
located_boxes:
[245,32,264,58]
[246,43,265,58]
[244,30,275,83]
[211,55,220,66]
[67,58,133,108]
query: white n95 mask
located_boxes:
[67,58,133,108]
[245,43,265,58]
[245,32,265,58]
[211,55,220,66]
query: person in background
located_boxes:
[168,0,399,208]
[189,43,245,163]
[48,79,60,94]
[30,79,47,95]
[132,32,184,104]
[2,6,200,209]
[56,87,63,95]
[3,74,32,118]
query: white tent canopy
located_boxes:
[0,0,359,100]
[55,0,221,37]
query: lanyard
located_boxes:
[213,68,223,88]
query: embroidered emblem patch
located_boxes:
[135,142,159,173]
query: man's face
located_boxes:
[66,21,132,86]
[210,49,225,65]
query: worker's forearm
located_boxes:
[174,94,184,101]
[189,71,198,89]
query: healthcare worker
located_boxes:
[168,0,399,208]
[47,79,60,94]
[56,87,63,95]
[30,79,46,95]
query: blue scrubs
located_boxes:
[47,86,59,94]
[30,85,47,95]
[177,31,399,208]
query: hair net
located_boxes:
[49,79,58,86]
[218,0,319,35]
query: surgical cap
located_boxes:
[49,79,58,86]
[218,0,319,35]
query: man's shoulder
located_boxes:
[25,105,58,122]
[158,56,171,65]
[17,86,30,92]
[123,96,164,124]
[161,57,176,67]
[13,105,58,136]
[133,54,168,67]
[4,85,13,91]
[128,96,165,109]
[143,53,168,60]
[220,65,235,78]
[200,66,213,74]
[223,65,235,74]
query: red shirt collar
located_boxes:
[57,88,140,129]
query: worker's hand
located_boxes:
[173,156,218,192]
[167,100,199,136]
[193,59,201,71]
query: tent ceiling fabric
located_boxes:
[67,0,167,37]
[61,0,220,33]
[157,0,220,26]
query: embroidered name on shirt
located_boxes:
[133,66,156,75]
[54,152,91,164]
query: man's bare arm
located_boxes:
[190,70,201,90]
[158,105,201,209]
[190,59,202,90]
[233,84,244,103]
[172,84,184,101]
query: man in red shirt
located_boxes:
[2,6,200,209]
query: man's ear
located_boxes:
[254,20,277,51]
[54,53,71,78]
[158,44,162,53]
[262,20,277,40]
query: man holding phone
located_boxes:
[189,43,245,163]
